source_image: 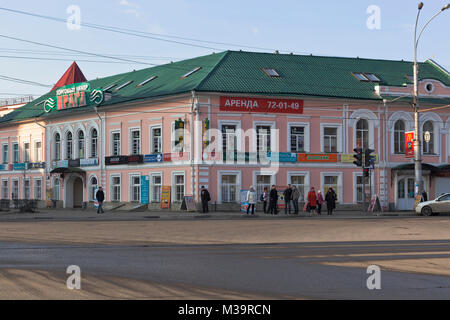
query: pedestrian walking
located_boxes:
[246,186,257,215]
[291,185,300,215]
[261,187,269,214]
[283,184,292,214]
[325,187,336,215]
[269,185,278,215]
[95,187,105,214]
[307,187,317,215]
[200,186,211,213]
[421,189,428,202]
[317,190,324,215]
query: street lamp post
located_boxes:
[413,2,449,197]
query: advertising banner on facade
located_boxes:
[220,96,303,114]
[144,154,163,163]
[160,186,171,209]
[140,175,149,205]
[297,153,338,163]
[80,158,98,167]
[405,131,415,158]
[268,152,297,163]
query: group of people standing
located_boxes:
[246,185,337,216]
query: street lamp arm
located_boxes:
[416,9,447,48]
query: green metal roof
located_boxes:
[1,50,449,125]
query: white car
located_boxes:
[416,193,450,216]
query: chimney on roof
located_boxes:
[274,50,279,54]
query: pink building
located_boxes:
[1,51,449,211]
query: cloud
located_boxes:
[119,0,141,17]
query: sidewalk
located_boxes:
[0,207,418,221]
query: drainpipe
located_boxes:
[94,107,105,192]
[383,99,388,210]
[190,91,197,204]
[34,118,48,195]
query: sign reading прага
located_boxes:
[220,96,303,114]
[44,82,104,113]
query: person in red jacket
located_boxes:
[307,187,317,214]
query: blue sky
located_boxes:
[0,0,448,99]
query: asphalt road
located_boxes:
[1,239,450,299]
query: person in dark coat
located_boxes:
[325,187,336,215]
[95,187,105,214]
[269,185,278,215]
[421,190,428,202]
[283,184,292,215]
[200,186,211,213]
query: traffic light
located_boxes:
[353,148,363,167]
[364,167,370,177]
[364,148,375,168]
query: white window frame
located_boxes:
[352,172,374,204]
[150,172,163,203]
[287,122,310,152]
[287,171,310,202]
[11,178,19,199]
[253,170,276,201]
[217,170,242,204]
[12,142,19,163]
[218,120,242,154]
[23,142,30,163]
[76,129,86,160]
[33,178,42,200]
[253,121,277,153]
[320,123,343,153]
[52,177,61,201]
[65,131,73,160]
[2,144,8,164]
[171,171,186,203]
[129,173,141,203]
[90,128,98,159]
[88,175,98,201]
[110,130,121,156]
[54,132,61,161]
[129,127,141,155]
[34,140,42,162]
[110,174,122,202]
[1,179,9,200]
[320,172,343,204]
[149,124,163,154]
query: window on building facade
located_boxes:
[34,179,42,200]
[111,176,121,202]
[1,180,8,199]
[13,143,19,163]
[78,131,85,159]
[356,175,370,203]
[222,125,237,155]
[221,175,238,203]
[91,129,98,158]
[35,141,42,162]
[172,122,184,152]
[151,127,162,154]
[423,121,434,154]
[12,180,19,199]
[256,126,271,160]
[323,127,338,153]
[394,120,405,154]
[112,132,121,156]
[356,119,369,150]
[290,127,305,152]
[23,179,30,200]
[151,175,162,203]
[290,175,305,202]
[131,175,141,202]
[66,132,73,160]
[2,144,8,164]
[256,175,272,201]
[174,174,185,202]
[131,130,141,155]
[54,133,61,161]
[53,178,60,200]
[24,143,30,162]
[323,176,338,201]
[89,176,98,201]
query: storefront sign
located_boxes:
[297,153,338,163]
[0,164,6,171]
[44,82,104,113]
[12,163,27,171]
[80,158,98,167]
[69,159,80,168]
[220,96,303,114]
[144,154,163,163]
[27,162,45,169]
[405,131,415,158]
[160,186,171,209]
[105,155,143,166]
[141,175,149,205]
[53,160,69,168]
[268,152,297,163]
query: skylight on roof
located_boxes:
[364,73,380,82]
[114,81,133,91]
[103,84,117,91]
[181,67,202,78]
[138,76,157,87]
[352,72,369,81]
[405,75,414,82]
[263,68,280,77]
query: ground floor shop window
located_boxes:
[151,174,162,203]
[111,176,121,202]
[130,175,141,202]
[290,175,306,202]
[12,180,19,199]
[34,179,42,200]
[221,175,238,203]
[356,175,370,203]
[53,178,60,200]
[323,175,338,201]
[23,179,30,200]
[89,176,98,201]
[256,175,272,201]
[1,180,8,199]
[173,174,185,202]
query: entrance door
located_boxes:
[73,177,83,208]
[397,177,415,210]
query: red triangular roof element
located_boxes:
[51,62,87,91]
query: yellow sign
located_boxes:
[341,154,378,163]
[160,186,171,209]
